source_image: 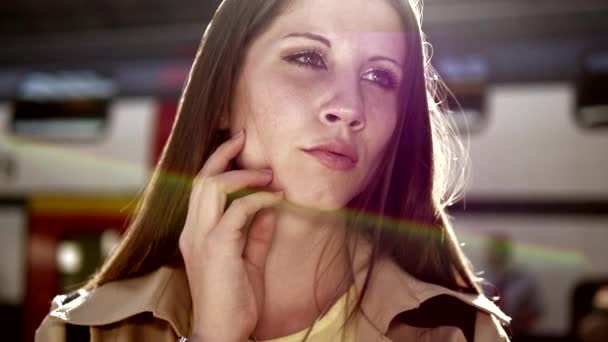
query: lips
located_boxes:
[302,140,359,171]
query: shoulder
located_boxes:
[386,310,510,342]
[386,294,510,342]
[35,266,189,342]
[361,257,511,341]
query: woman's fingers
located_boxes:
[208,191,283,256]
[180,130,282,340]
[199,129,245,178]
[209,169,274,194]
[185,169,274,236]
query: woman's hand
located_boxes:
[179,130,283,342]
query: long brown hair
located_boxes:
[88,0,480,331]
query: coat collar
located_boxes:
[50,257,509,338]
[356,256,510,336]
[50,266,192,336]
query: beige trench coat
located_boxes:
[36,256,510,341]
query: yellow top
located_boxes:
[249,286,358,342]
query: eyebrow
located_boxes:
[282,32,331,47]
[369,56,402,68]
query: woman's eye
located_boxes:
[362,69,398,90]
[285,51,327,69]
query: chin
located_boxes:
[283,186,353,214]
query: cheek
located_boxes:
[272,70,323,110]
[234,130,269,170]
[231,81,276,169]
[246,66,317,120]
[244,70,320,137]
[363,90,399,152]
[359,91,399,183]
[232,73,313,169]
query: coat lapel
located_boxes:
[50,266,192,337]
[353,255,510,339]
[50,255,508,340]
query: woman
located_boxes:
[36,0,511,341]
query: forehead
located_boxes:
[282,0,403,32]
[262,0,407,58]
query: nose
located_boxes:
[319,83,365,132]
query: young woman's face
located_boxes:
[231,0,406,211]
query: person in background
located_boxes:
[36,0,510,341]
[575,285,608,342]
[484,233,542,337]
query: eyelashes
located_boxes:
[362,68,399,90]
[284,49,328,69]
[283,49,400,91]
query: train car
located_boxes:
[424,10,608,336]
[0,70,182,340]
[441,51,608,339]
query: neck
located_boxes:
[252,200,352,340]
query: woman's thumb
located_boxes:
[243,208,277,271]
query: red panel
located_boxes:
[153,100,179,165]
[25,213,127,342]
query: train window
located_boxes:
[435,55,488,134]
[57,229,120,291]
[12,99,109,141]
[577,51,608,129]
[11,71,114,141]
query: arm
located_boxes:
[35,302,66,342]
[474,312,510,342]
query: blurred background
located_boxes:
[0,0,607,341]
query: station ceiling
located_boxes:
[0,0,606,83]
[1,0,606,38]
